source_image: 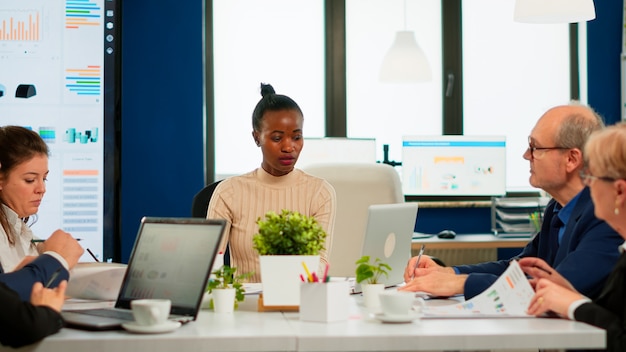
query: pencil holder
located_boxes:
[299,281,349,322]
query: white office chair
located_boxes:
[302,162,405,277]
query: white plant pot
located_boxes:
[212,288,236,313]
[259,255,320,306]
[201,291,212,310]
[361,283,385,314]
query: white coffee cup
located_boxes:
[378,291,416,317]
[131,299,171,326]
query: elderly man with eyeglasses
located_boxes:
[401,101,623,300]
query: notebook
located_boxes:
[62,217,226,330]
[353,203,419,293]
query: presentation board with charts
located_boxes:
[401,135,507,196]
[0,0,120,261]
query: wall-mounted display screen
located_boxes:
[402,135,507,196]
[0,0,120,262]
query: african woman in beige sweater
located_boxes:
[207,83,336,282]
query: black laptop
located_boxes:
[62,217,226,330]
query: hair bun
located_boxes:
[260,83,276,98]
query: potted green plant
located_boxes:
[206,265,253,313]
[252,209,327,307]
[355,255,391,313]
[355,255,391,284]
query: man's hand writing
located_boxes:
[399,269,467,297]
[403,255,452,282]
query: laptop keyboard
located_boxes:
[74,308,134,321]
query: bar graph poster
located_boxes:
[0,0,119,261]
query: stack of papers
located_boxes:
[422,260,534,318]
[66,262,127,300]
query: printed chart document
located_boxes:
[66,262,127,300]
[423,260,534,318]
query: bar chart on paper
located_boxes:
[422,260,535,318]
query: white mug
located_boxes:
[378,291,415,316]
[131,299,171,326]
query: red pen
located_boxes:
[311,272,319,283]
[322,263,329,283]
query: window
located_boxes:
[209,0,581,193]
[345,0,442,164]
[213,0,325,179]
[462,0,571,192]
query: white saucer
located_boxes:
[122,321,182,334]
[374,312,421,324]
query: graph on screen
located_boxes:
[402,135,507,196]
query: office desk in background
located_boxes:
[5,293,604,352]
[411,234,531,266]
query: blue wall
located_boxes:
[120,1,623,262]
[587,0,623,124]
[120,0,205,261]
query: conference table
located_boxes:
[5,291,605,352]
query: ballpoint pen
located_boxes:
[45,268,62,288]
[31,238,82,243]
[86,248,100,262]
[412,244,426,279]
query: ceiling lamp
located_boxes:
[379,1,431,83]
[514,0,596,23]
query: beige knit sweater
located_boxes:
[207,168,336,282]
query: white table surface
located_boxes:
[5,293,605,352]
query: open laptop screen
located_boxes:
[115,218,224,316]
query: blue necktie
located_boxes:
[549,208,563,263]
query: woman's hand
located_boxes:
[518,257,574,290]
[527,278,583,317]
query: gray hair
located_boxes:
[554,100,605,150]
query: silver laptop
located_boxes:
[62,217,226,330]
[354,203,418,293]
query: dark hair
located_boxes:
[0,126,49,244]
[251,83,303,131]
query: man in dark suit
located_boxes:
[0,229,83,301]
[401,102,623,300]
[0,279,66,348]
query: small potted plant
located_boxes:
[253,209,327,308]
[206,265,253,313]
[355,255,391,312]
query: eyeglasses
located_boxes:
[527,137,569,160]
[579,168,618,186]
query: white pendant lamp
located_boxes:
[514,0,596,24]
[379,1,431,83]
